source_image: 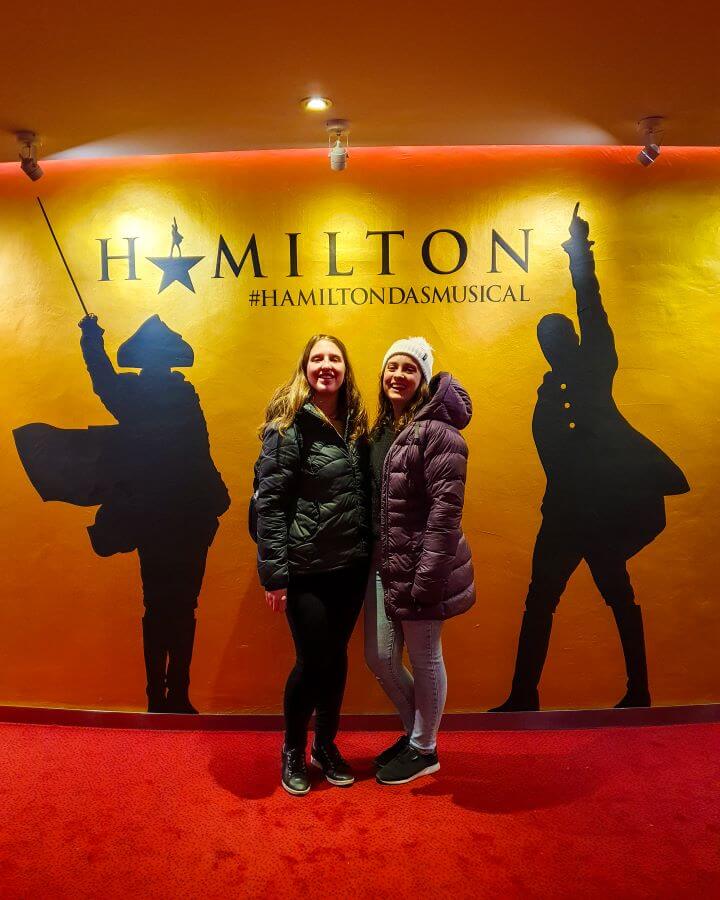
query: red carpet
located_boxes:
[0,723,718,898]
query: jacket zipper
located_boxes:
[305,405,365,553]
[380,419,423,595]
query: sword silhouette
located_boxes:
[36,196,90,316]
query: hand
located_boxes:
[78,314,104,335]
[562,202,594,253]
[569,201,590,240]
[265,588,287,612]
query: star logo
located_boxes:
[146,254,204,293]
[146,218,204,293]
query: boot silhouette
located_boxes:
[612,604,651,708]
[165,614,199,714]
[490,609,554,712]
[142,615,168,713]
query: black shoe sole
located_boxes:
[310,756,355,787]
[376,761,440,785]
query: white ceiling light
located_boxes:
[301,96,332,112]
[16,130,43,181]
[326,119,349,172]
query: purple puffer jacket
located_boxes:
[380,372,476,621]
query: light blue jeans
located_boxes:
[364,547,447,752]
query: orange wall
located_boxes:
[0,146,717,712]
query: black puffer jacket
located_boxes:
[256,404,370,589]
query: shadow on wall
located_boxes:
[491,207,690,714]
[13,314,230,715]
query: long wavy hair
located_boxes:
[259,334,368,442]
[369,365,431,441]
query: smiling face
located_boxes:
[383,353,423,411]
[306,339,346,396]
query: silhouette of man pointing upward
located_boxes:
[491,205,689,712]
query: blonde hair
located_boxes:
[369,366,431,441]
[260,334,368,443]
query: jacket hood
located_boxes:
[414,372,472,430]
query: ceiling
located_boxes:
[0,0,718,163]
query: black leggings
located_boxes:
[284,563,367,750]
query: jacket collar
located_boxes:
[300,402,350,441]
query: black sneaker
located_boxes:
[376,745,440,785]
[281,746,311,796]
[373,734,410,768]
[310,742,355,787]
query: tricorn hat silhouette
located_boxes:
[117,315,194,368]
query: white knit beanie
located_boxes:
[381,337,434,384]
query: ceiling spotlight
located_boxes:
[637,116,665,167]
[16,130,43,181]
[326,119,349,172]
[301,96,332,112]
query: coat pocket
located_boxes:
[289,499,321,544]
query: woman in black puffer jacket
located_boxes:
[256,334,370,797]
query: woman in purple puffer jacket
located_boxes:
[365,337,476,785]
